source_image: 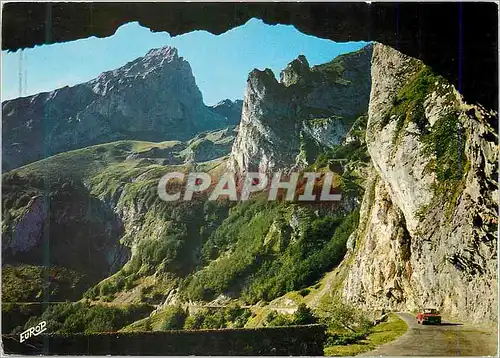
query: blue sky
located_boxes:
[2,19,368,105]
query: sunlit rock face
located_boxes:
[228,44,373,174]
[343,43,498,324]
[2,46,231,170]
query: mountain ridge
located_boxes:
[2,46,236,171]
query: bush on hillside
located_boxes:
[160,305,187,330]
[315,296,372,333]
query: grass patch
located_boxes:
[120,305,187,332]
[245,306,274,328]
[324,313,408,356]
[367,313,408,345]
[325,343,370,356]
[131,140,182,152]
[2,265,87,302]
[15,140,138,181]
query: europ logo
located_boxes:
[20,321,47,343]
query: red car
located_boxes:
[416,308,441,325]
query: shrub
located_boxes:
[184,311,206,330]
[265,311,293,327]
[160,306,187,331]
[298,288,310,297]
[145,317,153,331]
[293,303,317,325]
[325,331,368,346]
[201,310,226,329]
[183,305,251,330]
[24,302,154,334]
[315,297,372,333]
[124,277,135,290]
[100,281,112,296]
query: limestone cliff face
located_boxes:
[2,47,230,170]
[229,45,373,174]
[342,43,498,323]
[228,68,301,173]
[7,195,47,256]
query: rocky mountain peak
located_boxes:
[214,98,243,108]
[2,46,230,170]
[247,68,281,96]
[280,54,310,86]
[88,46,189,95]
[144,46,179,60]
[209,99,243,125]
[229,45,373,174]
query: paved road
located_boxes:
[361,313,498,356]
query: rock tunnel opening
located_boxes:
[1,2,498,338]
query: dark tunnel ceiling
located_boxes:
[2,2,498,110]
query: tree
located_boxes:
[100,281,112,296]
[145,317,153,331]
[161,306,187,330]
[184,312,205,330]
[266,312,293,327]
[201,310,226,329]
[293,303,317,325]
[224,302,243,322]
[315,297,371,332]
